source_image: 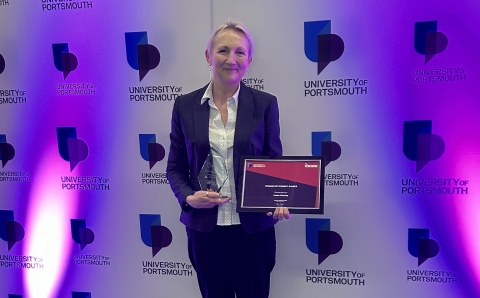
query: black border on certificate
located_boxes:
[237,156,325,214]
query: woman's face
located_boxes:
[206,29,252,87]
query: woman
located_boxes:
[166,19,290,298]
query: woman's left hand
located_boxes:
[267,207,290,220]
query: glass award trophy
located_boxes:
[198,151,229,198]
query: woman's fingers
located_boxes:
[267,207,291,220]
[188,191,230,209]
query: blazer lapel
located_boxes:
[192,85,211,173]
[233,84,254,180]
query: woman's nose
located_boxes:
[226,53,236,64]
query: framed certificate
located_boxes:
[237,156,325,214]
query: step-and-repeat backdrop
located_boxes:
[1,0,479,297]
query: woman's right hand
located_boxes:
[186,190,231,209]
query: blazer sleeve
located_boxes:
[263,96,283,157]
[166,98,194,207]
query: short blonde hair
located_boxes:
[206,18,254,59]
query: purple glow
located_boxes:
[23,145,79,298]
[454,159,480,292]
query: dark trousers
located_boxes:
[186,225,276,298]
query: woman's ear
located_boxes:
[205,49,211,65]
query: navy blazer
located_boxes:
[166,82,283,234]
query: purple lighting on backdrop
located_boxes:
[24,145,79,298]
[454,159,480,292]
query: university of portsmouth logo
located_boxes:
[312,131,341,166]
[56,127,89,172]
[408,228,439,266]
[52,43,78,79]
[0,134,15,168]
[125,32,160,81]
[139,134,165,169]
[403,120,445,173]
[304,20,345,75]
[0,210,25,251]
[71,219,95,251]
[139,214,172,257]
[72,292,91,298]
[306,218,343,265]
[414,21,448,64]
[0,53,5,74]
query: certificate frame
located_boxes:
[237,156,325,214]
